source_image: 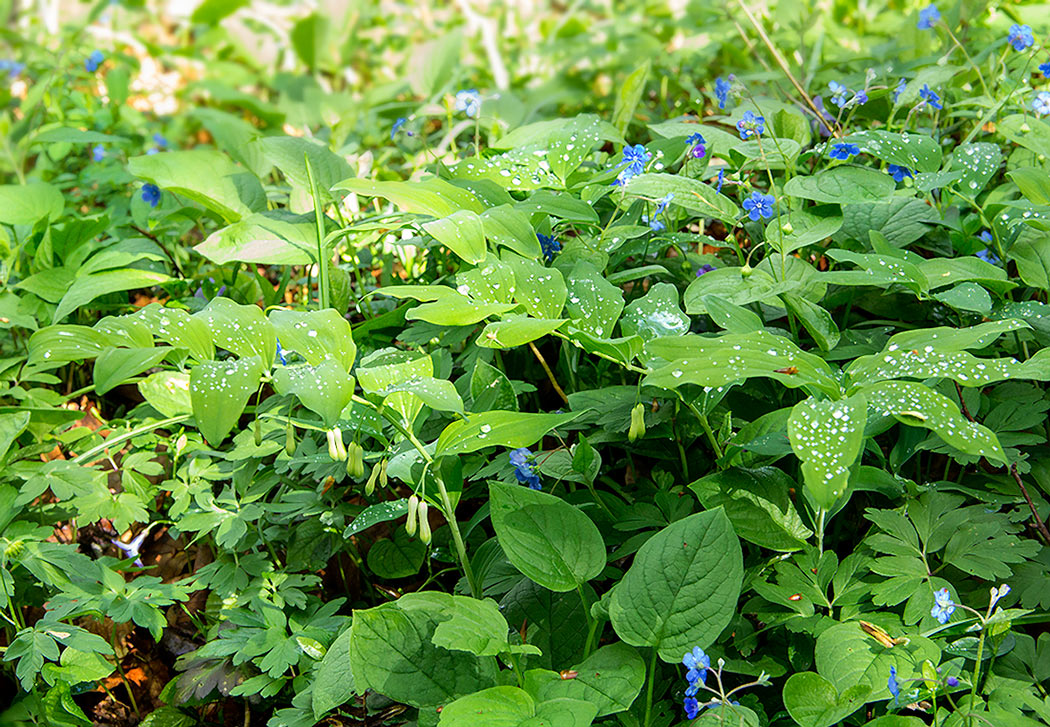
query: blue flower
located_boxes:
[888,666,900,706]
[887,164,913,182]
[613,144,651,186]
[509,448,541,489]
[686,132,706,159]
[391,117,407,139]
[1008,24,1035,52]
[696,264,715,277]
[715,169,725,193]
[918,5,940,30]
[682,646,710,684]
[893,78,907,103]
[742,191,775,220]
[976,248,1000,265]
[683,696,701,720]
[276,339,287,365]
[1033,91,1050,117]
[714,77,731,109]
[853,90,868,106]
[141,183,161,208]
[978,230,993,243]
[830,142,860,160]
[736,110,764,139]
[829,81,849,107]
[152,133,168,148]
[454,89,481,118]
[1040,61,1050,77]
[931,587,956,624]
[537,233,561,262]
[919,84,943,110]
[111,527,152,568]
[643,193,674,232]
[92,145,105,162]
[0,59,25,78]
[85,50,104,72]
[946,676,959,687]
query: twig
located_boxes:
[528,341,569,405]
[954,382,974,421]
[1009,464,1050,546]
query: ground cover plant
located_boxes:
[0,0,1049,725]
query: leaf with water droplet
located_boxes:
[788,393,866,509]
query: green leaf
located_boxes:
[500,579,590,671]
[563,262,623,339]
[477,317,565,350]
[290,13,325,69]
[1009,236,1050,291]
[93,347,170,395]
[609,508,743,662]
[822,249,928,293]
[367,527,426,579]
[782,166,896,204]
[782,293,840,351]
[815,621,940,701]
[137,371,192,417]
[766,206,842,254]
[482,205,542,258]
[191,0,250,23]
[0,183,64,225]
[624,173,739,223]
[489,481,606,592]
[190,356,263,446]
[194,297,276,364]
[54,270,171,322]
[439,686,535,727]
[683,267,799,314]
[843,130,942,173]
[782,672,869,727]
[272,360,354,427]
[432,596,538,657]
[27,325,108,366]
[31,127,125,145]
[408,30,462,96]
[951,142,1002,196]
[619,283,689,341]
[838,199,933,249]
[135,304,215,361]
[128,150,265,222]
[848,341,1050,389]
[1008,166,1050,205]
[503,252,567,319]
[195,211,319,265]
[436,411,581,456]
[405,293,516,326]
[702,295,764,333]
[423,210,487,264]
[689,467,812,551]
[343,499,410,538]
[470,359,518,412]
[613,61,650,133]
[532,643,645,716]
[788,394,867,509]
[269,308,355,371]
[335,177,484,217]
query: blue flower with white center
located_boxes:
[683,696,701,720]
[714,77,731,109]
[893,78,907,103]
[978,230,993,243]
[643,193,674,232]
[682,646,710,684]
[1008,24,1035,52]
[92,145,105,162]
[830,142,860,160]
[918,5,940,29]
[977,248,1000,265]
[888,666,900,706]
[852,89,868,106]
[141,183,161,208]
[742,191,775,220]
[509,448,541,489]
[391,117,407,139]
[1033,91,1050,117]
[828,80,849,107]
[736,110,764,139]
[931,587,956,624]
[919,84,943,110]
[537,233,560,262]
[686,132,706,159]
[887,164,912,182]
[613,144,651,186]
[85,50,104,72]
[454,89,481,118]
[0,59,25,78]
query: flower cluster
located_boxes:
[1033,91,1050,117]
[887,164,912,182]
[714,77,731,109]
[682,646,710,719]
[686,132,706,159]
[85,50,104,72]
[827,80,867,109]
[736,110,764,139]
[537,233,560,262]
[509,448,541,489]
[918,84,942,110]
[613,144,651,186]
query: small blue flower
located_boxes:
[1040,61,1050,77]
[152,133,168,148]
[887,164,913,182]
[92,145,105,162]
[0,59,25,78]
[683,696,701,720]
[686,132,706,159]
[931,587,956,624]
[643,193,674,232]
[613,144,651,186]
[85,50,104,72]
[736,110,764,139]
[715,169,725,193]
[509,448,541,489]
[714,77,731,109]
[682,646,710,684]
[537,233,560,262]
[1033,91,1050,117]
[918,5,940,30]
[1008,24,1035,52]
[946,676,959,687]
[978,230,993,243]
[852,90,868,106]
[276,339,287,365]
[391,117,407,139]
[830,142,860,160]
[976,248,1000,265]
[888,666,900,706]
[893,78,907,103]
[829,80,849,107]
[696,264,716,277]
[742,191,775,220]
[919,84,943,110]
[454,89,481,118]
[141,183,161,208]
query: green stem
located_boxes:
[577,585,597,658]
[816,508,827,554]
[110,629,141,718]
[685,401,724,459]
[643,647,659,727]
[71,415,191,465]
[305,155,330,310]
[968,628,987,727]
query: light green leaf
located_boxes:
[435,410,581,456]
[788,394,867,510]
[27,325,108,366]
[0,183,63,226]
[613,61,650,133]
[138,371,192,417]
[343,499,410,538]
[619,283,689,341]
[312,627,355,719]
[128,150,265,222]
[134,305,214,362]
[432,596,538,657]
[189,356,264,446]
[252,136,352,201]
[482,205,543,258]
[470,359,517,412]
[424,210,487,264]
[815,622,940,701]
[782,672,869,727]
[843,130,942,173]
[766,206,842,254]
[406,293,516,326]
[783,166,896,204]
[269,308,355,371]
[503,252,567,319]
[195,211,319,265]
[272,360,354,427]
[334,177,485,217]
[194,297,276,364]
[54,270,171,323]
[477,317,565,349]
[624,173,739,222]
[93,347,170,395]
[564,262,623,338]
[951,142,1002,196]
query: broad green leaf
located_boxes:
[502,252,567,319]
[843,130,942,173]
[269,308,355,371]
[134,305,214,362]
[917,256,1013,294]
[334,177,484,217]
[815,622,940,701]
[517,190,599,223]
[0,412,30,465]
[92,315,153,349]
[701,295,764,333]
[343,499,410,538]
[195,211,319,265]
[563,328,643,367]
[1008,166,1050,205]
[27,326,108,366]
[848,343,1050,389]
[548,117,606,181]
[861,380,1006,464]
[470,359,517,412]
[93,347,170,395]
[1009,236,1050,291]
[477,317,565,349]
[822,249,928,293]
[137,371,192,417]
[424,210,487,264]
[838,199,933,249]
[356,351,433,425]
[191,0,250,23]
[788,394,866,509]
[375,376,464,415]
[619,283,689,341]
[531,643,645,716]
[482,205,543,258]
[782,672,869,727]
[951,142,1002,196]
[457,258,516,304]
[0,183,64,225]
[879,320,1028,352]
[128,150,265,222]
[783,166,896,204]
[366,527,426,578]
[408,30,462,96]
[689,467,812,551]
[492,114,621,151]
[312,627,355,719]
[438,686,534,727]
[251,136,352,200]
[499,579,590,671]
[454,151,563,191]
[406,293,516,326]
[54,270,171,322]
[609,508,743,662]
[31,127,124,145]
[272,360,354,427]
[564,262,623,338]
[194,297,276,364]
[432,596,538,657]
[189,356,264,445]
[683,267,799,314]
[766,206,842,254]
[435,410,581,456]
[624,173,739,222]
[489,481,606,592]
[782,293,840,351]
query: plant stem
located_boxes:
[528,341,569,405]
[71,415,191,465]
[643,647,659,727]
[1009,464,1050,545]
[305,154,330,311]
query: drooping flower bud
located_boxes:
[628,403,646,442]
[417,500,431,544]
[406,495,420,537]
[365,461,382,495]
[285,419,296,455]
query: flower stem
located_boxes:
[643,647,659,727]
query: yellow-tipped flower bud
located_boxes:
[417,501,431,544]
[628,403,646,442]
[365,461,381,495]
[406,495,419,537]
